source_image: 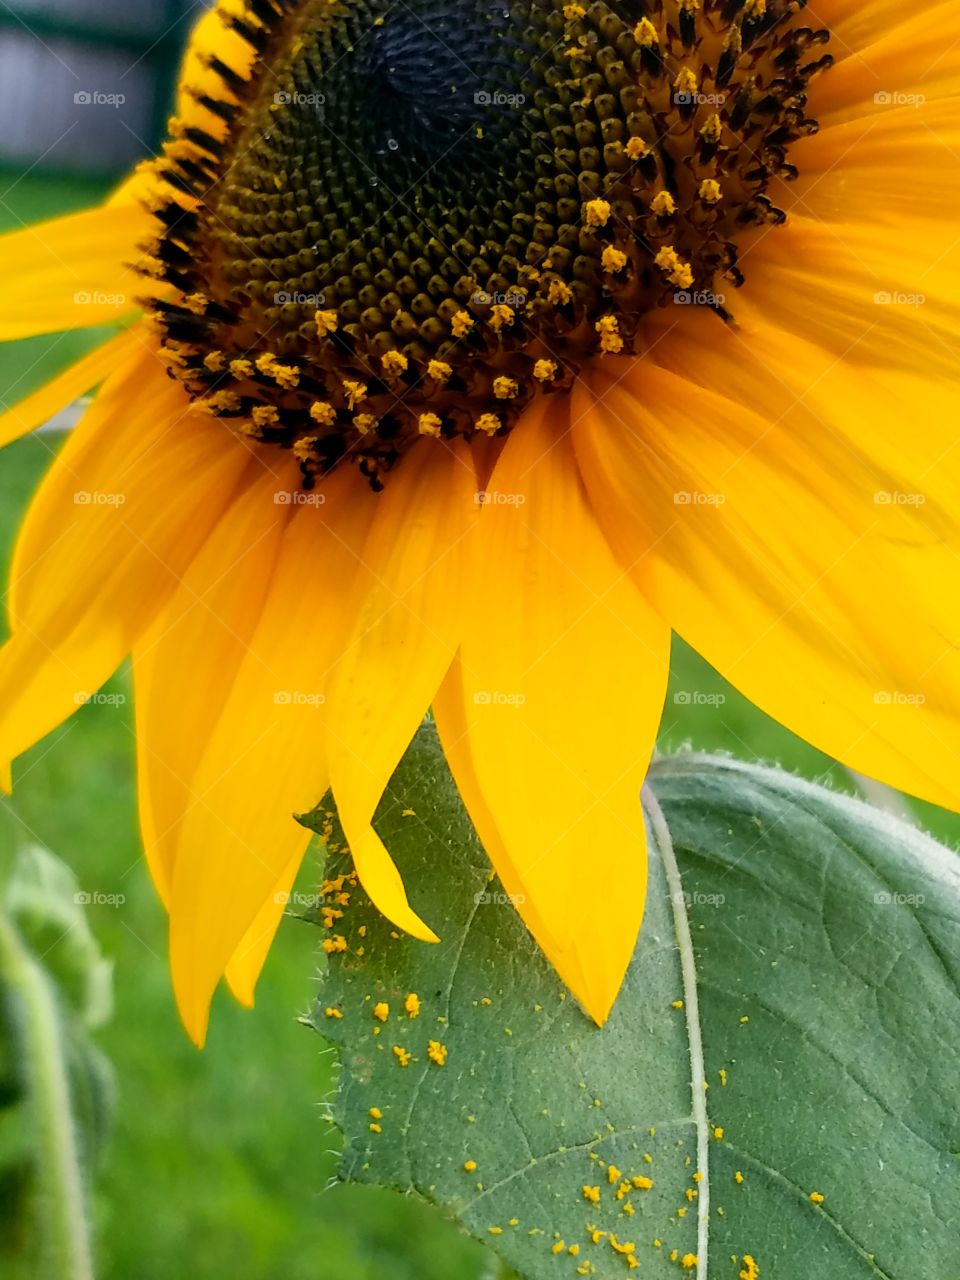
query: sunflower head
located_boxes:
[144,0,831,487]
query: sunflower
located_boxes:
[0,0,957,1045]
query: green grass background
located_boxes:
[1,174,955,1280]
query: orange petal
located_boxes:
[167,466,378,1046]
[326,439,478,944]
[0,203,154,340]
[450,397,671,1024]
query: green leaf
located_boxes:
[308,726,960,1280]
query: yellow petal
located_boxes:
[0,348,249,780]
[0,203,153,340]
[176,0,258,137]
[452,398,671,1024]
[573,352,960,813]
[133,457,298,907]
[168,466,378,1046]
[326,439,478,944]
[0,327,141,449]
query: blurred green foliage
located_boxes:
[0,175,956,1279]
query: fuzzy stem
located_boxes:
[0,906,95,1280]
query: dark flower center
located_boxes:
[144,0,832,488]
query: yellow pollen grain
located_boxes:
[699,178,723,204]
[655,246,694,289]
[739,1255,760,1280]
[373,1002,389,1023]
[701,113,723,142]
[633,18,658,46]
[563,1,585,16]
[314,309,338,336]
[203,350,226,373]
[651,191,677,217]
[713,1126,725,1140]
[392,1045,412,1068]
[324,1007,342,1020]
[475,413,501,436]
[677,1207,688,1219]
[631,1175,653,1190]
[427,359,452,383]
[551,1241,565,1255]
[404,993,421,1018]
[427,1040,448,1067]
[681,1254,699,1270]
[595,315,623,354]
[184,292,208,315]
[488,1227,502,1236]
[601,246,628,272]
[735,1171,745,1184]
[489,303,515,332]
[745,0,766,16]
[589,1229,606,1245]
[292,438,317,464]
[369,1122,382,1133]
[547,278,573,306]
[369,1107,382,1120]
[583,198,611,227]
[669,1250,679,1263]
[607,1165,622,1185]
[609,1235,635,1256]
[309,400,336,427]
[809,1191,825,1204]
[625,136,648,160]
[418,412,443,438]
[463,1160,477,1173]
[740,1016,750,1024]
[381,350,408,377]
[693,1171,703,1183]
[353,413,377,435]
[719,1069,728,1087]
[568,1244,580,1256]
[582,1185,601,1204]
[322,935,347,954]
[533,358,558,381]
[342,379,367,408]
[672,1000,684,1009]
[493,375,519,400]
[451,309,474,337]
[685,1188,698,1202]
[675,68,698,96]
[251,405,279,428]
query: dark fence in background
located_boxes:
[0,0,207,176]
